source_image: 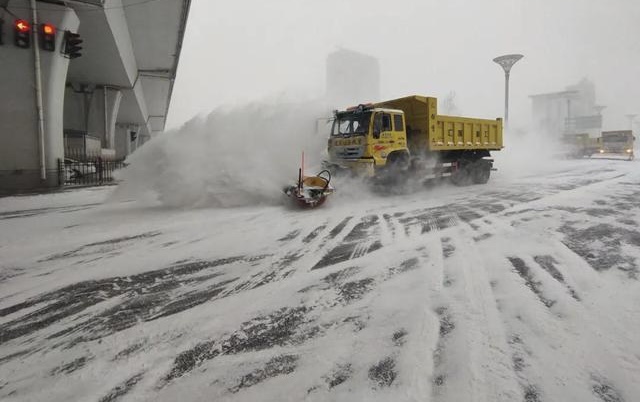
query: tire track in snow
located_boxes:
[230,219,341,291]
[463,170,631,232]
[420,168,637,400]
[0,257,268,348]
[431,232,520,402]
[532,255,581,301]
[311,215,381,270]
[470,200,640,402]
[508,257,557,309]
[451,215,549,401]
[316,216,353,250]
[506,333,543,402]
[430,306,455,395]
[302,222,328,244]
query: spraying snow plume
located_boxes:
[112,98,331,208]
[493,127,568,180]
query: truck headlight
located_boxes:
[626,149,632,153]
[599,149,604,153]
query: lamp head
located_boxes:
[493,54,524,73]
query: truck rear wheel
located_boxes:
[450,161,471,186]
[451,159,491,186]
[471,160,491,184]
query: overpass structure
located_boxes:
[0,0,191,192]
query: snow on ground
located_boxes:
[1,158,640,402]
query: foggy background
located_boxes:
[166,0,640,132]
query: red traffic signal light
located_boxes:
[42,24,55,35]
[40,23,56,51]
[15,19,29,33]
[14,19,31,48]
[63,30,82,59]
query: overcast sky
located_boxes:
[165,0,640,131]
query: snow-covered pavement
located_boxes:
[1,159,639,402]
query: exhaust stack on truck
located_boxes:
[326,95,503,185]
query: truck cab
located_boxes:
[328,104,409,175]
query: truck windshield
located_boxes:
[603,133,630,142]
[331,113,371,136]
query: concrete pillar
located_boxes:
[63,85,90,133]
[115,123,139,160]
[0,1,79,192]
[63,85,121,159]
[84,87,120,150]
[104,87,123,150]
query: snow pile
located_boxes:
[112,98,331,208]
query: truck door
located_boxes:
[373,112,392,140]
[372,112,395,163]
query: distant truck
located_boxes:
[326,95,503,185]
[600,130,634,160]
[561,131,634,160]
[561,133,600,158]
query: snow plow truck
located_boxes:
[325,95,503,185]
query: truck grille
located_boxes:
[335,146,364,159]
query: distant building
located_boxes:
[326,48,380,107]
[530,78,604,138]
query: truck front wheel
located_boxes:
[374,152,410,187]
[383,152,409,178]
[386,152,409,171]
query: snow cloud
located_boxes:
[112,97,330,208]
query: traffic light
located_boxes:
[62,30,82,59]
[40,23,56,51]
[14,19,30,48]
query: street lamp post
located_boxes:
[493,54,524,129]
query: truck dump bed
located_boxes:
[374,95,503,154]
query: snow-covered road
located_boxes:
[1,159,639,402]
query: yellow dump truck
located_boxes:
[326,95,503,185]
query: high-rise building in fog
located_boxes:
[530,78,604,137]
[326,48,380,108]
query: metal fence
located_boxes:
[58,156,127,187]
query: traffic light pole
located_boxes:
[30,0,47,181]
